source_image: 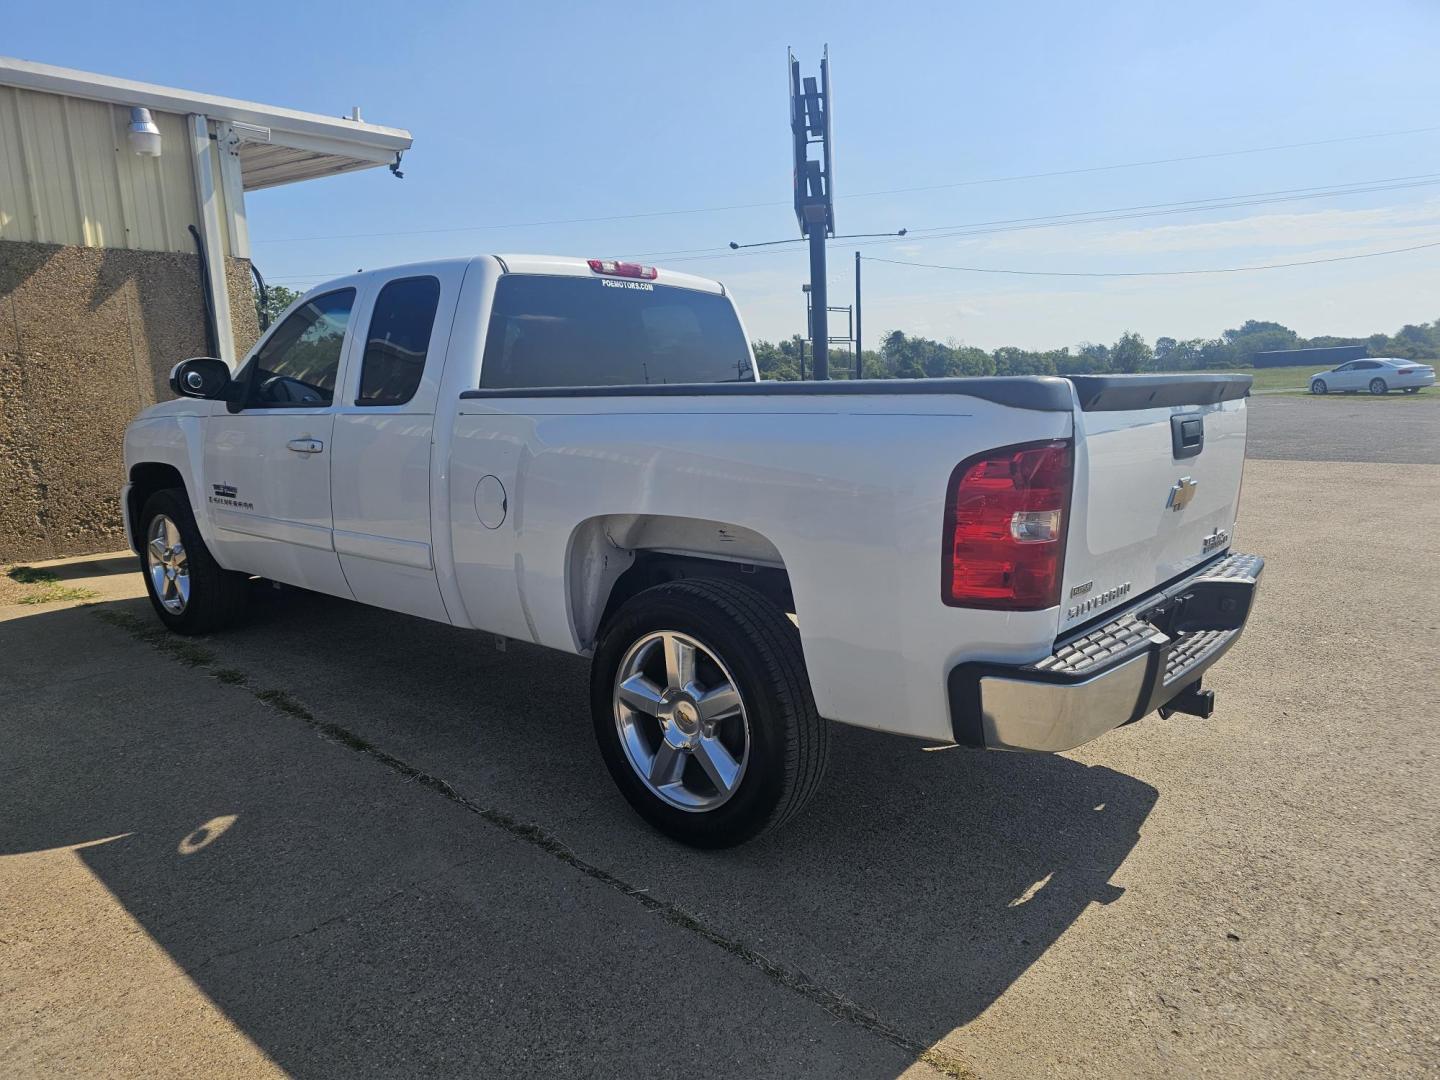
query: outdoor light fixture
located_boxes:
[127,107,161,157]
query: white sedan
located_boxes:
[1309,357,1436,395]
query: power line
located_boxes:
[262,174,1440,283]
[861,238,1440,278]
[649,174,1440,265]
[252,123,1440,245]
[836,125,1440,201]
[636,173,1440,263]
[265,214,1440,285]
[874,174,1440,243]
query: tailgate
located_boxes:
[1059,374,1251,634]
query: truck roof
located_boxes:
[493,254,725,295]
[297,255,726,297]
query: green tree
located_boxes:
[1221,319,1299,363]
[257,283,301,329]
[751,313,1440,381]
[1198,339,1236,369]
[1110,331,1154,373]
[1157,339,1208,370]
[753,337,806,380]
[951,345,995,376]
[992,346,1055,375]
[1076,342,1111,373]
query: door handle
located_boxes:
[1170,413,1203,460]
[287,438,324,454]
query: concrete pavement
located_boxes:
[1245,393,1440,463]
[2,453,1437,1078]
[1,601,951,1079]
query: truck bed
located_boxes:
[460,372,1251,411]
[449,372,1252,742]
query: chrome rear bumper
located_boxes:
[947,553,1264,752]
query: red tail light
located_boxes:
[942,440,1073,610]
[587,259,658,280]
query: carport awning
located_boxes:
[225,125,408,191]
[0,56,412,190]
[238,141,388,190]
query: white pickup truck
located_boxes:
[123,254,1263,846]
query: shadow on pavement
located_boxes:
[2,591,1158,1077]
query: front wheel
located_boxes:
[1369,378,1388,395]
[590,578,829,848]
[139,489,249,635]
[1311,379,1328,395]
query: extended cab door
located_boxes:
[329,266,465,622]
[202,287,356,599]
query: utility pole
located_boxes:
[790,47,835,379]
[854,250,862,379]
[808,228,828,379]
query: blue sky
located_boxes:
[9,0,1440,348]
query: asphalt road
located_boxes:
[1246,393,1440,463]
[3,419,1437,1077]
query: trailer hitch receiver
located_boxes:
[1159,683,1215,720]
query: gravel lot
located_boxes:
[1247,393,1440,463]
[2,409,1436,1079]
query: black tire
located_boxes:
[138,488,249,635]
[1369,377,1388,395]
[590,578,828,848]
[1311,379,1327,395]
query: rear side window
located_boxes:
[357,276,442,406]
[479,275,755,389]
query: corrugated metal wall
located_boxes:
[0,85,229,253]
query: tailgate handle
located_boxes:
[1171,412,1204,459]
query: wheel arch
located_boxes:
[126,462,188,554]
[566,514,794,652]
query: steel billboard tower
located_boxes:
[789,46,835,379]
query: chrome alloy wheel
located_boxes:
[146,514,190,614]
[612,631,750,812]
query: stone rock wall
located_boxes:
[0,239,258,562]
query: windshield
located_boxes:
[479,274,755,389]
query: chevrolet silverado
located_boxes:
[122,254,1263,846]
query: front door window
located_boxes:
[245,289,356,407]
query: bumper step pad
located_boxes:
[948,552,1265,751]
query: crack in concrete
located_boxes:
[91,606,980,1080]
[184,881,431,979]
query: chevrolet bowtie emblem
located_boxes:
[1167,476,1199,512]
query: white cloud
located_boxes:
[715,194,1440,348]
[970,197,1440,257]
[852,261,1440,350]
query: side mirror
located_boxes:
[169,357,232,400]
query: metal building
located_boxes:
[0,57,412,562]
[1252,345,1366,369]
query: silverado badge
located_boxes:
[1167,476,1198,512]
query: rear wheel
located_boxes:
[590,578,828,848]
[1369,377,1388,395]
[139,489,249,635]
[1310,379,1327,395]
